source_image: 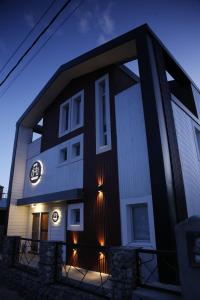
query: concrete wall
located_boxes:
[115,84,156,248]
[172,100,200,217]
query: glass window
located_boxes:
[60,147,68,163]
[195,128,200,160]
[72,142,80,158]
[71,209,80,225]
[72,95,82,127]
[95,74,111,154]
[131,204,150,241]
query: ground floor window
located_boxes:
[130,203,150,242]
[67,203,84,231]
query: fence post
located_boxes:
[109,246,137,300]
[38,240,63,297]
[2,236,20,267]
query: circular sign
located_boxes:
[52,211,59,223]
[30,161,43,184]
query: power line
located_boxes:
[0,0,72,88]
[0,0,84,100]
[0,0,57,75]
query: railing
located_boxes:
[58,242,111,297]
[16,238,40,271]
[136,248,181,293]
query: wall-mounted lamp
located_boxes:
[32,204,36,208]
[97,184,103,193]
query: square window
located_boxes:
[67,203,84,231]
[60,147,68,163]
[71,209,80,225]
[72,142,80,158]
[130,204,150,242]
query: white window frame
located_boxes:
[58,90,84,138]
[67,203,84,231]
[129,203,150,243]
[70,134,83,163]
[95,74,112,154]
[59,99,71,137]
[71,90,84,131]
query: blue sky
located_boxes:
[0,0,200,190]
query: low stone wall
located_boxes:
[0,236,137,300]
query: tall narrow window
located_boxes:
[59,100,70,137]
[71,91,84,130]
[95,74,111,154]
[195,128,200,160]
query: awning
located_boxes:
[16,189,83,206]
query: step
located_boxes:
[133,287,182,300]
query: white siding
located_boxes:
[7,126,33,237]
[27,138,41,160]
[115,84,156,248]
[23,135,83,197]
[172,101,200,216]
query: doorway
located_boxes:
[32,212,49,241]
[40,212,49,241]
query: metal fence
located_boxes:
[58,242,111,296]
[136,248,181,293]
[17,238,40,270]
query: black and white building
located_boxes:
[7,25,200,265]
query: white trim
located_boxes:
[67,203,84,231]
[120,195,156,249]
[71,90,84,131]
[58,90,84,138]
[59,98,71,137]
[95,74,112,154]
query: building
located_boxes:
[7,24,200,264]
[0,185,8,234]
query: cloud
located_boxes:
[79,11,92,33]
[24,12,35,29]
[98,2,114,35]
[78,1,115,45]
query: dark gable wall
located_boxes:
[41,65,136,270]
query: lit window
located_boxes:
[95,74,111,154]
[67,203,84,231]
[130,204,150,242]
[60,147,68,163]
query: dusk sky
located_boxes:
[0,0,200,191]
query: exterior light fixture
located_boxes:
[32,204,36,208]
[29,160,43,185]
[97,184,103,193]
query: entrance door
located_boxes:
[32,213,40,252]
[40,212,49,240]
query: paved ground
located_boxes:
[0,284,25,299]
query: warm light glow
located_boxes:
[30,160,44,186]
[72,232,78,244]
[73,248,77,256]
[51,208,62,226]
[99,251,105,259]
[99,239,105,247]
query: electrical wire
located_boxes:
[0,0,72,88]
[0,0,57,75]
[0,0,84,99]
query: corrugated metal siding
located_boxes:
[172,101,200,216]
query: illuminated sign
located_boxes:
[30,161,43,185]
[52,210,59,223]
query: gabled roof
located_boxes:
[18,23,199,128]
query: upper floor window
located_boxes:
[195,127,200,160]
[95,74,111,154]
[59,90,84,137]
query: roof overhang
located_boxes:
[16,188,83,206]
